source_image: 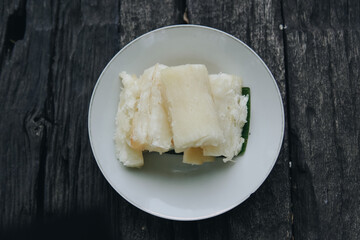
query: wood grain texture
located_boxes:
[119,0,185,44]
[40,0,185,240]
[187,0,291,239]
[3,0,360,239]
[283,0,360,239]
[42,0,120,216]
[0,0,56,230]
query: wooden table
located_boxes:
[1,0,359,239]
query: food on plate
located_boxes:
[202,73,249,162]
[183,148,214,165]
[130,64,172,153]
[161,65,223,153]
[114,72,144,167]
[114,64,249,167]
[238,87,250,155]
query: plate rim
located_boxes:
[88,24,285,221]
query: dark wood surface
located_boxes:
[284,1,360,239]
[0,0,359,239]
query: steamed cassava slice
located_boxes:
[202,73,248,162]
[130,64,172,153]
[183,147,214,165]
[147,64,173,152]
[161,64,223,153]
[114,72,144,167]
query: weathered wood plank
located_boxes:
[0,0,57,231]
[283,0,360,30]
[39,0,121,228]
[187,0,291,239]
[42,0,120,216]
[119,0,186,44]
[0,0,26,69]
[41,0,185,239]
[283,0,360,239]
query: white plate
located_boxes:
[88,25,284,220]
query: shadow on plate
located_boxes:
[125,152,235,179]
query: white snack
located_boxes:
[114,72,144,167]
[161,64,223,153]
[130,64,172,153]
[183,148,214,165]
[114,64,249,168]
[203,73,248,162]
